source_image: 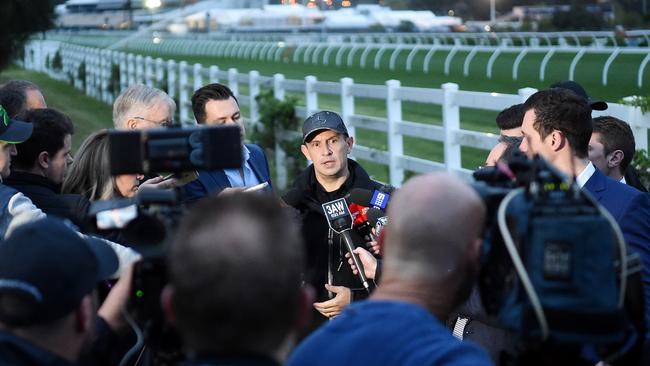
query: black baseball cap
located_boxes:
[303,111,349,143]
[0,105,33,143]
[0,218,118,324]
[550,81,608,111]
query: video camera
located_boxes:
[93,125,243,365]
[473,151,644,364]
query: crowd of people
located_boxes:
[0,76,647,366]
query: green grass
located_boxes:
[0,65,113,150]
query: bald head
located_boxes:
[383,173,486,282]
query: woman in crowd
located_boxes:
[62,129,142,200]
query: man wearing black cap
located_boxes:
[286,110,384,322]
[0,218,119,365]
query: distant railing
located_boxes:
[23,40,650,188]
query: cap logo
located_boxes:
[0,106,9,127]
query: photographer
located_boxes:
[286,111,384,322]
[485,104,524,167]
[161,193,310,365]
[0,218,132,365]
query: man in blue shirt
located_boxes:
[288,173,493,366]
[183,83,272,203]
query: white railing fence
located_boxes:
[23,40,650,188]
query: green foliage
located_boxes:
[51,50,62,71]
[396,20,416,33]
[632,149,650,188]
[77,61,86,89]
[108,63,121,96]
[0,0,54,70]
[552,2,607,31]
[251,90,305,184]
[619,95,650,114]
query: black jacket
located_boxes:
[0,331,75,366]
[4,171,90,228]
[288,159,384,303]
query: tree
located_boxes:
[0,0,55,70]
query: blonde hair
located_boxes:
[62,130,119,201]
[112,83,176,129]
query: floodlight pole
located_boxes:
[490,0,496,24]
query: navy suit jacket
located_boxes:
[584,168,650,340]
[182,144,272,203]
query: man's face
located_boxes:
[0,143,17,178]
[588,132,610,174]
[25,89,46,110]
[129,100,173,130]
[301,130,353,180]
[202,97,245,138]
[519,109,552,160]
[47,134,72,185]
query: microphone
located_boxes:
[366,207,388,237]
[322,198,371,293]
[347,188,391,211]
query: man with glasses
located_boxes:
[112,83,177,189]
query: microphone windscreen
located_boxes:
[366,207,385,227]
[347,188,374,206]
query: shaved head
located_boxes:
[383,173,486,282]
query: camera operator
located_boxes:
[0,217,133,365]
[286,111,384,322]
[182,83,272,202]
[288,173,492,366]
[161,193,310,365]
[0,80,46,118]
[519,88,650,352]
[112,83,177,190]
[4,108,89,228]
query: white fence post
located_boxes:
[145,56,154,87]
[119,53,127,92]
[135,55,144,84]
[179,61,190,125]
[442,82,461,173]
[127,54,135,86]
[305,75,318,116]
[249,70,260,124]
[386,79,404,186]
[155,58,164,89]
[341,77,355,138]
[167,59,176,101]
[193,63,203,92]
[228,68,239,98]
[209,65,219,83]
[274,73,287,190]
[518,87,537,102]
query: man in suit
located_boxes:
[519,88,650,350]
[183,83,272,203]
[589,116,647,192]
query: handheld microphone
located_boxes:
[322,198,371,293]
[347,188,391,211]
[366,207,388,237]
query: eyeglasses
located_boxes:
[133,116,174,128]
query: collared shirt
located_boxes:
[575,162,596,189]
[620,176,627,184]
[223,145,262,188]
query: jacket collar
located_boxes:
[0,331,74,366]
[5,171,61,193]
[583,167,607,201]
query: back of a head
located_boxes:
[112,84,176,129]
[169,193,304,355]
[383,173,485,282]
[191,83,238,124]
[61,130,113,201]
[592,116,635,173]
[13,108,74,171]
[524,88,592,158]
[496,103,525,131]
[0,80,42,118]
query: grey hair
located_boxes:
[112,83,176,129]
